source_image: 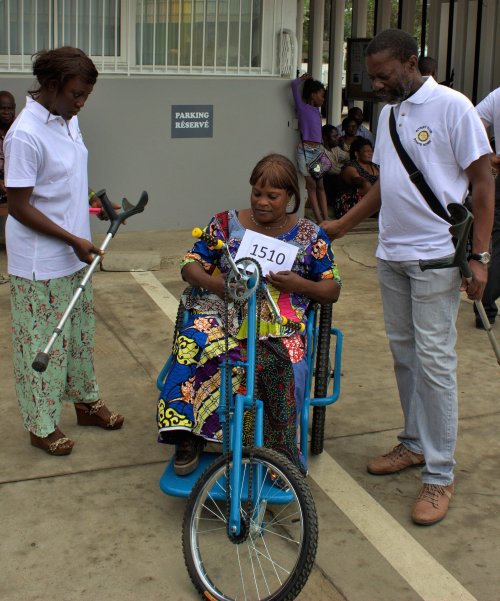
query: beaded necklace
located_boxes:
[250,212,289,230]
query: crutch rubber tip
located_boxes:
[32,352,49,372]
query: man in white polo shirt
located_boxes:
[322,29,494,525]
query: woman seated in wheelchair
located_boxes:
[157,153,342,476]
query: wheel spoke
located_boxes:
[199,504,226,524]
[258,535,287,582]
[265,507,302,529]
[259,527,301,545]
[247,536,260,599]
[249,536,272,596]
[203,493,227,522]
[236,544,248,601]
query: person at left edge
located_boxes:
[0,90,16,203]
[4,46,124,456]
[473,86,500,328]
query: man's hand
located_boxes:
[460,261,488,301]
[490,153,500,176]
[320,219,345,241]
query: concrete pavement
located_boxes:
[1,227,500,601]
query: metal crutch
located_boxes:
[32,189,149,372]
[419,202,500,365]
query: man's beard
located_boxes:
[376,78,414,104]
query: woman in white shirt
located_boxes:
[5,47,124,456]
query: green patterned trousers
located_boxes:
[10,269,100,437]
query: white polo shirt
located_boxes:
[373,77,491,261]
[4,97,91,280]
[475,87,499,153]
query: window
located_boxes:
[0,0,288,76]
[137,0,262,72]
[0,0,120,58]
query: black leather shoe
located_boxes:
[174,436,204,476]
[475,317,495,330]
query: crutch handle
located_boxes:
[419,255,456,272]
[96,189,148,237]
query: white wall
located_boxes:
[2,75,299,231]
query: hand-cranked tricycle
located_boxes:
[156,228,343,601]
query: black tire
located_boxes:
[182,447,318,601]
[310,304,333,455]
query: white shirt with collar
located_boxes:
[475,87,499,152]
[5,97,91,280]
[373,76,491,261]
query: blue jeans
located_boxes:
[296,143,322,178]
[377,259,461,485]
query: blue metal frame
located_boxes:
[157,294,343,520]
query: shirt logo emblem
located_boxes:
[415,126,432,146]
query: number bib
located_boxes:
[235,230,298,276]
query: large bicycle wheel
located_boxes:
[310,304,333,455]
[182,447,318,601]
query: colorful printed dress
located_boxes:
[157,210,341,470]
[334,160,379,218]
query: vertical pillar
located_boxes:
[370,0,393,137]
[351,0,369,112]
[400,0,416,36]
[492,0,500,91]
[310,0,326,81]
[375,0,392,34]
[352,0,368,37]
[453,0,468,93]
[296,0,304,76]
[477,0,498,99]
[427,0,443,80]
[327,0,346,125]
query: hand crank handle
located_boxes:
[192,227,224,250]
[280,316,306,332]
[262,285,305,332]
[96,189,148,237]
[192,227,242,279]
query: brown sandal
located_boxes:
[30,428,74,456]
[74,399,124,430]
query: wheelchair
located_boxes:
[156,229,343,601]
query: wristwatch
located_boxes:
[470,252,491,265]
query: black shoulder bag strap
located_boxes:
[389,108,452,224]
